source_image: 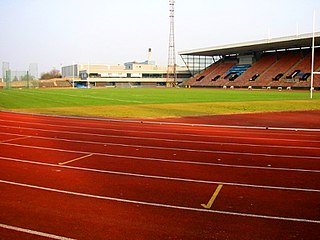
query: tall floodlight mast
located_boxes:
[167,0,177,86]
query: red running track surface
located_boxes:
[0,111,319,239]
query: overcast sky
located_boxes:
[1,0,320,74]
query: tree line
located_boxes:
[40,68,62,80]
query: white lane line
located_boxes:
[1,180,319,224]
[1,132,320,171]
[1,128,320,152]
[1,118,319,144]
[2,110,320,133]
[2,141,320,179]
[1,157,319,192]
[0,223,75,240]
[2,140,320,163]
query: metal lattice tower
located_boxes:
[167,0,177,86]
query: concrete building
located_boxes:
[61,49,191,87]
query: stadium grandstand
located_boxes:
[179,32,320,90]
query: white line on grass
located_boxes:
[42,91,143,103]
[0,223,75,240]
[12,90,69,105]
[0,156,319,192]
[1,180,319,224]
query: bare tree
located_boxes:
[41,68,62,80]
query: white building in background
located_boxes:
[61,49,191,87]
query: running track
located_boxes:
[0,111,319,239]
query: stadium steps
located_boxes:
[229,53,277,87]
[207,63,236,87]
[185,63,220,86]
[186,49,320,89]
[256,51,301,87]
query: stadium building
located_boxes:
[179,32,320,90]
[62,49,191,88]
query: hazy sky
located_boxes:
[1,0,320,74]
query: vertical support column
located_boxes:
[167,0,177,87]
[310,10,316,99]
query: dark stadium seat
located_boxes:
[300,73,311,81]
[249,74,260,81]
[273,73,283,81]
[212,75,220,81]
[286,70,300,79]
[196,76,205,81]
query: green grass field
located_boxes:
[0,88,319,118]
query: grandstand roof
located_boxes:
[179,32,320,56]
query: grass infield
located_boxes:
[0,88,319,118]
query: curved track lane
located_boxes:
[0,111,319,239]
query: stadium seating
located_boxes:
[185,61,236,87]
[39,79,73,88]
[186,49,319,89]
[185,63,220,86]
[255,51,302,86]
[227,53,277,86]
[206,62,237,87]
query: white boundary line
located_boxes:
[1,180,319,224]
[2,121,320,148]
[2,118,319,143]
[1,110,320,132]
[1,156,319,192]
[2,139,320,161]
[1,116,319,141]
[1,131,320,170]
[1,126,320,151]
[0,223,75,240]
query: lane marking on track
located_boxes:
[1,110,320,132]
[1,156,319,193]
[0,223,75,240]
[0,136,31,143]
[58,154,93,166]
[2,140,320,169]
[201,184,223,209]
[1,119,319,144]
[1,180,320,224]
[1,130,319,154]
[1,142,320,174]
[2,132,320,170]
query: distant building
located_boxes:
[61,49,191,87]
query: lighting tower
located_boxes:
[167,0,177,86]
